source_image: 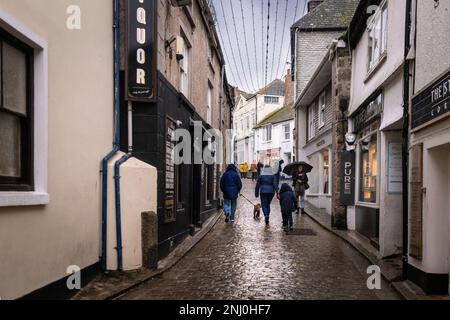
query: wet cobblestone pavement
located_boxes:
[120,180,400,300]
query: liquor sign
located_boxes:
[412,69,450,129]
[341,151,356,206]
[126,0,157,102]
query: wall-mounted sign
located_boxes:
[412,69,450,129]
[341,151,356,206]
[126,0,157,102]
[353,94,383,132]
[165,118,177,223]
[387,142,402,194]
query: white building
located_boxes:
[233,80,285,165]
[0,1,157,299]
[346,0,407,258]
[254,106,295,167]
[407,0,450,295]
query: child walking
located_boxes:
[279,183,298,231]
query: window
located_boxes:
[318,92,326,128]
[263,125,272,142]
[205,165,210,205]
[308,104,316,140]
[322,150,330,194]
[246,116,250,131]
[180,39,190,99]
[264,96,280,104]
[367,3,388,71]
[207,84,212,124]
[359,131,378,203]
[283,124,290,140]
[0,31,33,191]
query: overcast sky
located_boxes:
[211,0,308,93]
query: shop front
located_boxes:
[408,68,450,294]
[303,137,333,214]
[348,91,403,256]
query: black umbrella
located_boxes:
[283,161,313,176]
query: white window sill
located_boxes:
[0,192,49,207]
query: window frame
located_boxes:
[283,123,290,141]
[318,92,326,129]
[367,1,388,73]
[264,96,280,104]
[207,83,212,124]
[262,124,272,142]
[0,27,34,192]
[307,103,316,141]
[180,37,191,99]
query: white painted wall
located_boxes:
[255,120,294,165]
[349,0,406,117]
[106,153,157,271]
[0,0,112,299]
[233,93,284,164]
[414,0,450,93]
[409,120,450,275]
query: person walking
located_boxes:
[220,164,242,223]
[279,183,298,231]
[243,162,249,179]
[257,161,263,181]
[255,165,279,225]
[274,159,284,187]
[251,161,258,182]
[293,165,309,214]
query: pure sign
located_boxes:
[341,151,355,206]
[126,0,156,102]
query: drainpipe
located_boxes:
[114,101,134,271]
[402,0,413,281]
[101,0,121,271]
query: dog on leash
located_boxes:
[253,203,261,219]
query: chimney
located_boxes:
[284,69,294,106]
[307,0,324,13]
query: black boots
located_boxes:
[265,217,269,225]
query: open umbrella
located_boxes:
[282,161,313,176]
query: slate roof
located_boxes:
[292,0,359,31]
[240,79,286,102]
[254,105,295,129]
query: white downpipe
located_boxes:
[128,101,133,154]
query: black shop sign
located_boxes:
[412,69,450,129]
[126,0,157,102]
[341,151,355,206]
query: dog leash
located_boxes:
[239,193,256,206]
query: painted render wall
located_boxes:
[414,0,450,93]
[349,0,406,120]
[0,0,114,299]
[407,0,450,276]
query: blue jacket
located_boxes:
[279,183,298,213]
[255,170,279,197]
[220,164,242,200]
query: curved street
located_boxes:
[120,180,400,300]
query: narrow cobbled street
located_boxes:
[120,180,400,300]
